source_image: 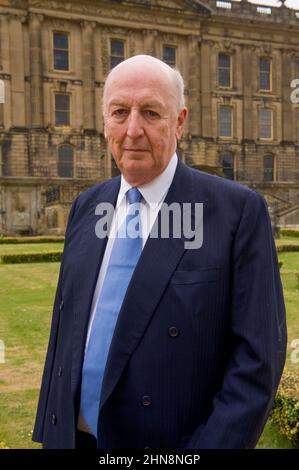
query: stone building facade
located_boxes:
[0,0,298,235]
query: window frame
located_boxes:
[58,144,74,178]
[263,154,275,182]
[218,52,232,88]
[218,105,233,138]
[54,93,71,127]
[221,151,235,180]
[259,57,272,92]
[162,45,177,68]
[52,31,70,72]
[259,108,273,141]
[109,38,125,70]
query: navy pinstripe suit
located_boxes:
[33,158,287,449]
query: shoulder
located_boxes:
[73,176,120,210]
[186,164,265,208]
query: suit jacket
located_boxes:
[32,158,287,449]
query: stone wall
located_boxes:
[0,0,298,234]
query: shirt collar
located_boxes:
[116,153,178,209]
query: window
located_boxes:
[218,53,231,88]
[46,187,60,203]
[259,57,271,91]
[55,94,70,126]
[259,109,273,139]
[58,145,73,178]
[163,46,176,67]
[263,154,274,182]
[221,152,234,180]
[53,32,69,71]
[110,40,125,69]
[1,140,11,176]
[218,106,232,137]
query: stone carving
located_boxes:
[28,12,44,24]
[11,191,30,228]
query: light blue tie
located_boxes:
[80,187,142,437]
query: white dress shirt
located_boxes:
[77,152,178,433]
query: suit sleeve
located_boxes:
[184,190,287,449]
[32,196,79,443]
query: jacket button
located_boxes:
[59,299,64,311]
[58,366,63,377]
[51,414,57,425]
[168,326,179,338]
[141,395,152,407]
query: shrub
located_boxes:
[280,229,299,239]
[0,251,62,264]
[0,236,65,244]
[271,373,299,448]
[277,245,299,253]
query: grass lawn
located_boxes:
[0,244,298,448]
[275,236,299,247]
[279,252,299,375]
[0,262,59,448]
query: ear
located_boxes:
[175,107,188,140]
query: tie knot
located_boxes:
[127,187,142,205]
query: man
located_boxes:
[33,55,287,449]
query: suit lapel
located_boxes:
[99,159,197,412]
[71,177,120,400]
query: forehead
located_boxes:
[105,69,176,108]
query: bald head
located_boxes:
[103,55,185,115]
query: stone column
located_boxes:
[242,45,253,141]
[281,49,293,142]
[29,13,44,128]
[142,29,157,56]
[81,21,96,132]
[200,39,212,138]
[0,16,4,129]
[9,13,26,128]
[188,35,201,136]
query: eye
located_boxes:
[144,110,159,119]
[112,108,129,118]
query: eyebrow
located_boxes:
[108,99,163,109]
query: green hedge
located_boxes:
[280,229,299,238]
[0,236,65,244]
[271,373,299,448]
[0,251,62,264]
[277,244,299,253]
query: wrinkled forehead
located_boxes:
[104,65,177,109]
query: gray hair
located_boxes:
[172,67,185,112]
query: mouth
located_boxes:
[124,149,149,152]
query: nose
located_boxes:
[126,110,144,139]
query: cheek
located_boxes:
[106,129,124,151]
[150,127,172,154]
